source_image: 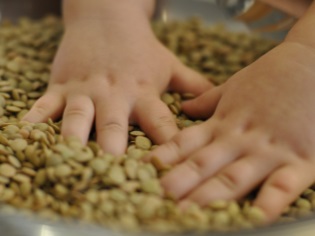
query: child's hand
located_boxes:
[147,41,315,222]
[22,8,212,155]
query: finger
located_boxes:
[134,98,178,144]
[22,90,65,123]
[170,61,214,95]
[95,97,130,156]
[182,86,223,119]
[181,155,278,207]
[61,94,95,145]
[145,121,214,165]
[254,164,315,222]
[160,139,244,200]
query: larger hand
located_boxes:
[147,41,315,222]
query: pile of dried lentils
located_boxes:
[0,16,314,233]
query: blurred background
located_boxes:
[0,0,293,40]
[0,0,60,20]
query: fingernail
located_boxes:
[151,156,171,171]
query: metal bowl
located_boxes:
[0,0,314,235]
[0,0,60,21]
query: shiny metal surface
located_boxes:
[0,0,315,235]
[0,0,60,21]
[155,0,249,32]
[1,207,315,236]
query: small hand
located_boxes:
[147,42,315,222]
[22,19,212,155]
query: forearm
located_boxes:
[260,0,312,18]
[63,0,156,29]
[285,1,315,49]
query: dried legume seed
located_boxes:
[0,163,16,178]
[9,138,28,152]
[135,136,152,150]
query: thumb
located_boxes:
[170,60,214,95]
[182,85,223,119]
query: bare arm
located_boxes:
[285,1,315,48]
[260,0,312,18]
[63,0,155,22]
[63,0,155,32]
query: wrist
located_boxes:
[63,0,155,29]
[285,1,315,49]
[265,41,315,76]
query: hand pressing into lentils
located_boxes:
[147,3,315,223]
[22,0,212,155]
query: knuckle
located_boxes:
[65,97,94,119]
[33,100,51,116]
[170,134,183,150]
[172,131,189,148]
[65,107,88,118]
[151,115,176,130]
[136,77,151,88]
[105,75,118,87]
[269,173,296,195]
[185,159,204,178]
[97,121,125,134]
[65,107,92,122]
[216,171,239,192]
[161,135,184,158]
[157,139,182,164]
[191,156,210,177]
[172,134,182,146]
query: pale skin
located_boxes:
[22,0,212,155]
[23,0,315,223]
[147,1,315,222]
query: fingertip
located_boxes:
[61,94,95,146]
[145,145,174,167]
[95,103,129,156]
[253,200,281,223]
[158,161,204,200]
[100,140,127,156]
[135,98,178,145]
[143,153,171,169]
[181,99,197,113]
[22,112,40,123]
[253,193,286,223]
[253,186,294,223]
[244,206,270,227]
[181,87,222,119]
[151,156,172,171]
[22,92,64,123]
[171,61,214,95]
[253,165,314,223]
[61,127,88,146]
[97,123,128,156]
